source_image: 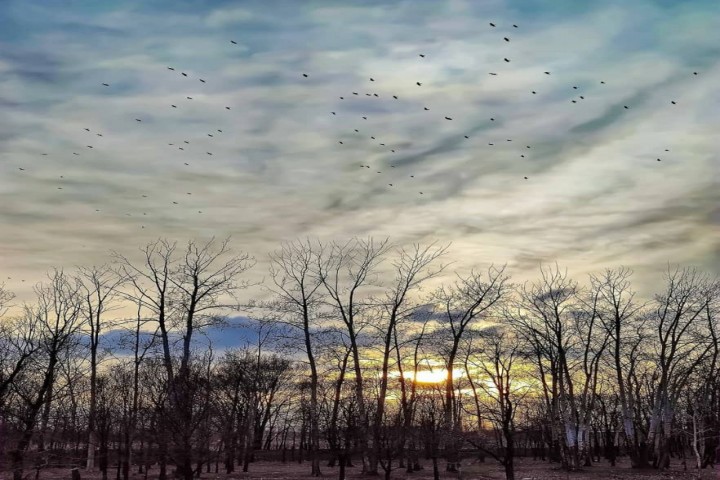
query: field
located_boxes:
[5,459,717,480]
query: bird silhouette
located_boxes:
[302,73,308,77]
[102,83,109,87]
[504,37,510,42]
[489,73,498,76]
[181,72,187,77]
[168,67,175,71]
[445,116,452,120]
[393,95,398,99]
[504,58,510,62]
[199,79,206,83]
[416,82,422,86]
[231,40,237,44]
[424,107,430,111]
[489,22,496,27]
[226,106,231,110]
[370,78,375,81]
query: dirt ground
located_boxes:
[3,458,718,480]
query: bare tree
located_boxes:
[316,237,391,473]
[430,265,510,471]
[266,239,326,476]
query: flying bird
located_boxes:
[489,73,498,76]
[504,37,510,42]
[445,116,452,120]
[489,22,496,27]
[181,72,187,77]
[504,58,510,62]
[393,95,398,99]
[231,40,237,44]
[419,54,425,58]
[370,78,375,81]
[226,106,231,110]
[168,67,175,70]
[416,82,422,86]
[102,83,109,87]
[199,79,206,83]
[302,73,308,77]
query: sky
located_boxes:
[0,0,718,302]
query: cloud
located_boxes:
[0,0,717,304]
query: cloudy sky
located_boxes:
[0,0,718,300]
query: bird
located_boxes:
[179,147,184,151]
[393,95,398,99]
[489,73,498,76]
[353,92,359,95]
[85,128,90,131]
[424,107,430,111]
[226,106,231,110]
[579,96,585,99]
[135,119,142,122]
[331,112,336,115]
[504,58,510,62]
[693,72,698,75]
[513,24,518,28]
[168,67,175,71]
[490,118,495,121]
[445,116,452,120]
[231,40,237,44]
[184,141,190,144]
[524,176,528,180]
[389,184,393,186]
[73,152,79,155]
[354,129,359,132]
[416,82,422,86]
[208,133,214,137]
[171,105,177,108]
[657,158,661,162]
[340,96,344,99]
[184,162,189,166]
[199,79,206,83]
[464,135,469,139]
[206,152,213,155]
[370,78,375,81]
[544,71,551,75]
[571,100,577,103]
[391,149,395,152]
[504,37,510,42]
[419,192,424,195]
[302,73,308,77]
[181,72,187,77]
[380,143,385,146]
[600,81,606,84]
[489,22,496,27]
[87,145,94,148]
[339,141,344,144]
[186,96,193,100]
[371,136,376,139]
[671,101,677,105]
[624,105,629,109]
[173,201,178,205]
[18,167,25,171]
[373,93,378,97]
[532,91,537,94]
[97,133,103,137]
[362,116,367,120]
[102,83,109,87]
[573,86,578,89]
[218,129,223,133]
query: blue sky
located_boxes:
[0,0,718,300]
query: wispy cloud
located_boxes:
[0,0,717,300]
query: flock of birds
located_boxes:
[8,20,703,227]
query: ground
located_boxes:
[3,459,717,480]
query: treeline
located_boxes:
[0,238,718,480]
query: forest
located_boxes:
[1,238,718,480]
